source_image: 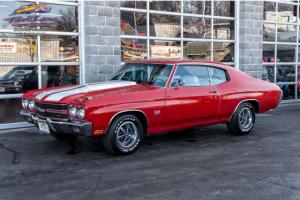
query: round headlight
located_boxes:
[77,107,85,119]
[14,81,20,87]
[69,106,77,118]
[29,99,35,110]
[22,99,29,109]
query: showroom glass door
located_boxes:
[0,0,82,129]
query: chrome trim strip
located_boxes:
[228,99,260,122]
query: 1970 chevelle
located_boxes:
[20,60,282,155]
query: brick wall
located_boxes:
[84,1,121,83]
[239,1,264,79]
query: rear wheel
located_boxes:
[50,131,78,141]
[227,102,255,135]
[102,114,143,155]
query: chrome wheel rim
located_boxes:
[116,121,138,148]
[238,107,253,131]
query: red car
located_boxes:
[20,60,282,155]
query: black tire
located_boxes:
[102,114,144,155]
[50,131,78,141]
[227,102,256,136]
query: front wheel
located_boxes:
[102,114,144,155]
[227,102,255,135]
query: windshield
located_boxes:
[111,63,173,87]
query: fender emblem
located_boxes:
[154,110,160,116]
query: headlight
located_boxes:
[29,99,35,110]
[22,99,29,109]
[77,107,85,119]
[14,81,20,87]
[69,106,77,118]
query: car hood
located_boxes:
[0,77,16,85]
[34,81,157,103]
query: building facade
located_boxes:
[0,0,299,129]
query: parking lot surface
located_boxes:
[0,104,300,200]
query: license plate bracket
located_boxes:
[38,120,50,134]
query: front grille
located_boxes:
[35,101,68,119]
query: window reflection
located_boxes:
[42,65,79,88]
[121,1,146,9]
[121,38,147,61]
[150,14,181,38]
[121,11,147,36]
[150,40,181,59]
[264,1,276,21]
[277,45,296,62]
[278,84,296,100]
[263,65,275,82]
[0,66,38,94]
[214,1,234,17]
[213,19,234,40]
[0,33,37,62]
[183,1,211,15]
[41,35,79,62]
[278,3,297,23]
[277,65,295,83]
[183,41,211,60]
[297,66,300,98]
[213,42,234,62]
[150,1,181,13]
[263,23,276,41]
[0,1,78,32]
[183,17,211,39]
[263,44,275,62]
[277,24,297,42]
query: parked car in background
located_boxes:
[0,66,38,94]
[20,60,282,155]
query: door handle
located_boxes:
[208,90,217,94]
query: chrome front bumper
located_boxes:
[20,110,93,137]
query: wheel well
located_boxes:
[110,111,148,135]
[246,100,260,113]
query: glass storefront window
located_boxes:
[277,44,296,62]
[213,19,234,40]
[41,65,79,88]
[150,14,181,38]
[214,1,234,17]
[277,24,297,42]
[183,1,211,15]
[150,1,181,13]
[41,35,79,62]
[121,11,147,36]
[0,2,78,32]
[263,23,276,41]
[121,38,147,61]
[183,17,211,39]
[297,66,300,98]
[150,40,181,59]
[0,66,38,94]
[278,84,296,100]
[120,1,146,9]
[278,3,297,23]
[264,1,276,21]
[0,98,24,124]
[277,65,295,83]
[183,41,211,60]
[213,42,234,62]
[264,65,275,82]
[0,33,37,62]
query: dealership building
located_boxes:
[0,0,299,129]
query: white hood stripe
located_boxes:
[44,81,136,102]
[35,85,83,100]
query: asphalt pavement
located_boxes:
[0,104,300,200]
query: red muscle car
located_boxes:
[20,60,282,155]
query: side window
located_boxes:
[209,67,228,85]
[171,65,210,87]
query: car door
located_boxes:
[164,65,220,129]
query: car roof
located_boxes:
[125,59,235,71]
